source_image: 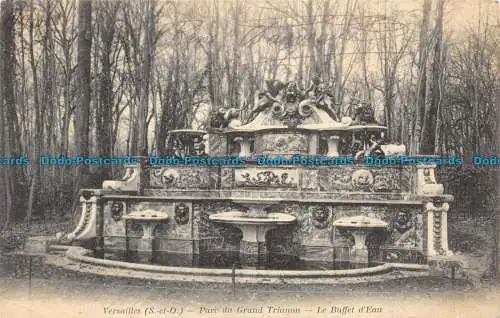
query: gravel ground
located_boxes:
[1,251,499,318]
[1,259,499,318]
[0,253,475,299]
[1,217,498,318]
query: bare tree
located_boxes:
[410,0,432,154]
[1,0,22,225]
[374,5,415,138]
[96,0,121,180]
[26,0,48,223]
[72,0,92,215]
[420,0,446,155]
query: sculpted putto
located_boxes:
[247,80,286,123]
[301,79,338,121]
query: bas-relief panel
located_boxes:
[318,167,410,193]
[233,167,298,188]
[156,164,410,193]
[149,167,216,189]
[290,205,333,246]
[254,133,309,155]
[300,169,319,190]
[400,167,411,192]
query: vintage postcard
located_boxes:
[0,0,499,317]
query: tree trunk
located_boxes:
[306,0,315,83]
[96,2,118,181]
[26,0,44,224]
[136,2,155,156]
[72,0,92,218]
[1,0,21,224]
[421,0,445,155]
[412,0,431,155]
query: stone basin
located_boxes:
[333,215,388,229]
[209,211,296,269]
[123,210,169,222]
[230,198,284,218]
[123,210,169,240]
[211,199,296,241]
[333,216,388,262]
[209,211,296,226]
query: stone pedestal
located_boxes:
[327,136,340,156]
[416,164,444,196]
[134,239,154,263]
[333,216,387,268]
[233,137,252,157]
[240,241,268,269]
[350,230,369,266]
[237,223,276,269]
[351,248,369,268]
[130,222,161,263]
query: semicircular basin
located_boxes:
[333,215,387,229]
[209,211,296,225]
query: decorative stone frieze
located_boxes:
[234,167,298,188]
[150,167,215,189]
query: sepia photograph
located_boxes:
[0,0,499,317]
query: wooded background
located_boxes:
[0,0,498,236]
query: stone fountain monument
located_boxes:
[64,79,453,271]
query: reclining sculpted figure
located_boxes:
[246,80,286,123]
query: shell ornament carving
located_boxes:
[280,102,302,127]
[271,103,284,118]
[351,169,374,190]
[152,168,179,186]
[298,102,314,117]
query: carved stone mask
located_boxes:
[394,211,412,233]
[175,203,190,225]
[111,202,124,222]
[311,206,330,229]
